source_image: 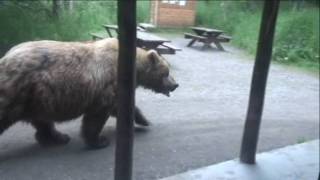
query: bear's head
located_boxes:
[136,49,178,97]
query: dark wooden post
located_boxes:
[240,0,280,164]
[114,0,136,180]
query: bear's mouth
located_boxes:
[163,91,170,97]
[156,88,171,97]
[160,85,179,97]
[153,83,178,97]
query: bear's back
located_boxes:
[0,39,118,121]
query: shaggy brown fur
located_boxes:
[0,38,178,149]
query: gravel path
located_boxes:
[0,38,318,180]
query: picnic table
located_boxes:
[184,26,232,51]
[90,24,180,55]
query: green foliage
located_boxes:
[231,14,261,55]
[196,1,319,72]
[274,9,319,66]
[0,1,115,43]
[137,1,150,23]
[297,137,307,144]
[0,1,150,44]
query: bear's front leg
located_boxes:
[81,110,110,149]
[32,121,70,146]
[134,106,151,126]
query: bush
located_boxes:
[274,9,319,64]
[195,1,319,72]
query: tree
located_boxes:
[63,0,74,12]
[52,0,60,19]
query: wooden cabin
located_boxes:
[150,0,197,27]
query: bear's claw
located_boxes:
[86,136,110,149]
[135,118,151,126]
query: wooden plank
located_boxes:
[187,39,197,47]
[89,32,108,40]
[212,40,225,51]
[161,43,181,51]
[138,23,155,31]
[218,34,232,40]
[155,42,182,55]
[156,47,176,55]
[137,26,146,32]
[184,33,206,40]
[103,24,146,32]
[217,35,232,42]
[102,24,118,37]
[102,24,118,30]
[137,31,170,43]
[190,26,223,34]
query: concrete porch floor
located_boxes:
[161,140,319,180]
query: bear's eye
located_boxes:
[163,71,169,77]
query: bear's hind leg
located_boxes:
[32,121,70,146]
[81,110,109,149]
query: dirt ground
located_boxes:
[0,38,319,180]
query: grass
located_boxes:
[297,137,307,144]
[195,1,319,73]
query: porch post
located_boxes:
[240,0,280,164]
[114,0,137,179]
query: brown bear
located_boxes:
[0,38,178,149]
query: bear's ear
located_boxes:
[147,50,159,65]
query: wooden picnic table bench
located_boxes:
[138,23,156,31]
[90,24,181,55]
[90,32,109,40]
[184,26,232,51]
[103,24,119,37]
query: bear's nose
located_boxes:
[171,84,179,91]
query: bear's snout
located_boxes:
[170,83,179,92]
[161,75,179,97]
[163,75,178,91]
